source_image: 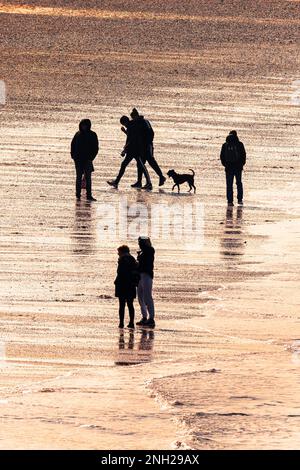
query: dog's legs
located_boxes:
[193,184,196,194]
[177,185,180,193]
[172,184,176,191]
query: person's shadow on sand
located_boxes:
[118,330,135,350]
[220,206,246,259]
[71,199,97,256]
[138,329,155,352]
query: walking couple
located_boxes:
[114,237,156,329]
[107,108,166,191]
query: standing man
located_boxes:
[107,116,151,189]
[220,130,246,206]
[71,119,99,201]
[130,108,166,190]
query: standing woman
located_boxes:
[136,236,156,328]
[114,245,139,329]
[71,119,99,201]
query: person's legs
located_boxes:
[137,277,148,320]
[225,169,234,204]
[142,273,155,320]
[235,169,243,202]
[75,162,83,198]
[146,144,164,180]
[115,155,134,185]
[84,170,92,198]
[118,298,126,327]
[136,155,147,185]
[126,298,135,327]
[136,157,151,186]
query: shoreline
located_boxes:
[147,211,300,450]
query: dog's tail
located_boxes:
[189,169,195,176]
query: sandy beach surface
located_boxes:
[0,0,299,449]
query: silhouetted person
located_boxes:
[107,116,151,189]
[114,245,139,329]
[130,108,165,190]
[136,236,156,328]
[71,119,99,201]
[220,130,246,206]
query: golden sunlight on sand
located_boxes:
[0,2,299,25]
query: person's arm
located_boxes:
[71,134,77,160]
[91,133,99,161]
[240,142,246,166]
[121,128,132,156]
[220,143,226,167]
[122,136,129,156]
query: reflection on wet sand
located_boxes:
[71,200,97,256]
[220,206,245,259]
[139,329,155,352]
[115,329,155,366]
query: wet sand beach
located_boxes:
[0,0,299,449]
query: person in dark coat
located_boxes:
[107,116,151,189]
[114,245,139,329]
[71,119,99,201]
[130,108,166,190]
[220,130,246,206]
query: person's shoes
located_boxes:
[87,195,97,201]
[136,318,148,326]
[142,183,153,191]
[107,180,118,189]
[227,202,234,207]
[238,200,243,205]
[131,181,142,189]
[159,176,166,186]
[119,323,124,329]
[145,319,155,328]
[127,323,135,329]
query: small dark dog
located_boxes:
[167,169,196,193]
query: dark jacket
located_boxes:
[124,116,154,157]
[71,121,99,171]
[114,254,139,299]
[123,121,139,157]
[220,134,246,170]
[135,116,154,144]
[138,246,155,279]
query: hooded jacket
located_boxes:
[71,120,99,167]
[220,134,246,170]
